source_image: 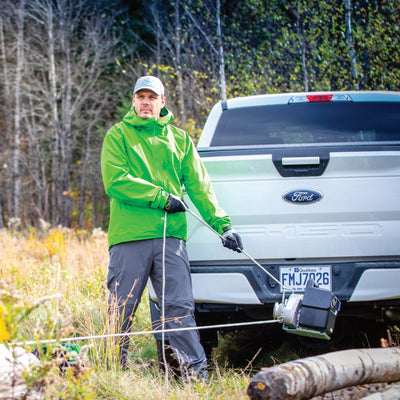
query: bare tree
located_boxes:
[26,0,63,223]
[216,0,226,100]
[182,0,227,100]
[143,0,227,123]
[0,0,41,226]
[24,0,126,227]
[144,0,187,122]
[344,0,359,90]
[10,0,27,220]
[295,4,309,92]
[0,14,11,228]
[23,93,47,221]
[74,5,126,228]
[173,0,186,122]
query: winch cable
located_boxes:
[13,319,280,347]
[184,206,292,302]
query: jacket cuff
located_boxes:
[151,189,170,209]
[213,222,232,235]
[222,225,233,233]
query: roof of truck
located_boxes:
[198,91,400,148]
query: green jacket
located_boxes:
[101,106,231,248]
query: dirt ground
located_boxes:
[312,381,400,399]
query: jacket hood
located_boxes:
[123,106,174,129]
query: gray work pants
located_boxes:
[107,238,207,376]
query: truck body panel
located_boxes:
[184,91,400,316]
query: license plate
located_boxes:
[279,265,331,292]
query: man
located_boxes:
[100,76,242,380]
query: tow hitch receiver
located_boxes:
[273,279,341,340]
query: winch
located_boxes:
[273,278,341,340]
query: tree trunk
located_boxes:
[247,348,400,400]
[216,0,226,101]
[78,119,96,229]
[60,61,72,227]
[183,0,226,101]
[344,0,359,90]
[59,4,73,228]
[173,0,186,124]
[46,2,62,225]
[296,5,309,92]
[0,16,10,228]
[11,0,26,220]
[25,94,44,221]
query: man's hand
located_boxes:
[221,227,243,253]
[164,194,187,213]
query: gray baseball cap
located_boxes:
[134,76,164,96]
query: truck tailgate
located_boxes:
[186,149,400,262]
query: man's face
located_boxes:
[133,89,166,119]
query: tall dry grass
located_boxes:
[0,227,251,399]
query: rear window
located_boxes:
[210,102,400,147]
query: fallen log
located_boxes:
[362,383,400,400]
[0,344,44,400]
[247,348,400,400]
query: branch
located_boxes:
[182,4,218,55]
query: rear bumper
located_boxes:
[190,260,400,306]
[349,268,400,301]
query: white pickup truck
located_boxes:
[179,91,400,351]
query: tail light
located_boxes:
[288,93,353,103]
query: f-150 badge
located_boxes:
[283,190,322,204]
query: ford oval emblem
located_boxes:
[283,189,322,204]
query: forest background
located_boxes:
[0,0,399,231]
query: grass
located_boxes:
[0,226,253,399]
